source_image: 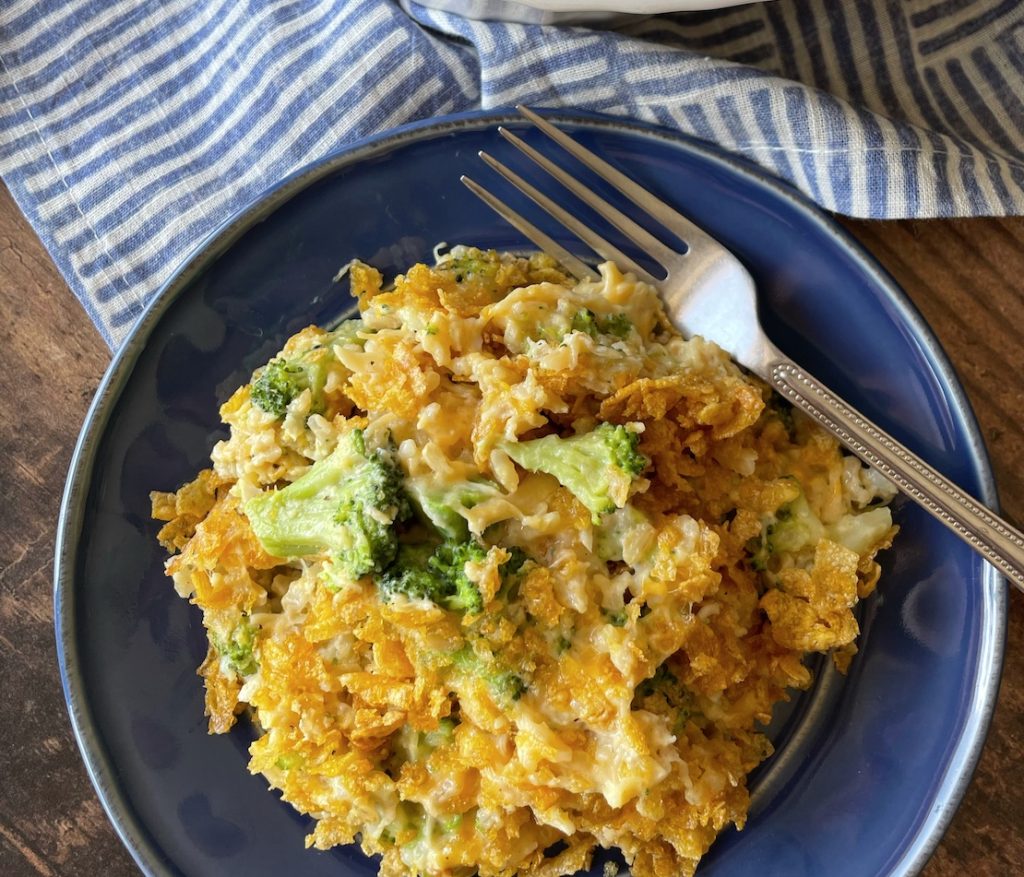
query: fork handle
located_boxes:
[769,357,1024,594]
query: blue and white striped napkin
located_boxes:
[2,0,1023,347]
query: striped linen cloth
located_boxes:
[2,1,1023,348]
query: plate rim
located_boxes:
[53,106,1007,877]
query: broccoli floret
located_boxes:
[749,482,893,571]
[635,664,672,700]
[603,608,628,627]
[634,664,695,732]
[245,429,411,578]
[397,716,459,765]
[769,491,824,554]
[325,317,371,348]
[501,422,648,522]
[599,312,633,339]
[335,449,414,579]
[437,247,500,284]
[594,504,650,562]
[379,800,426,851]
[492,543,533,603]
[251,320,369,419]
[393,798,467,864]
[427,540,488,614]
[250,360,294,417]
[748,487,824,571]
[378,543,447,603]
[570,308,633,340]
[501,545,529,580]
[491,671,528,702]
[451,646,527,705]
[405,476,505,541]
[570,309,599,337]
[376,539,480,614]
[211,619,258,676]
[377,538,530,615]
[251,357,324,418]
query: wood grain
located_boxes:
[0,184,135,877]
[0,181,1021,876]
[840,217,1024,877]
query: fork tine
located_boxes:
[497,126,680,267]
[478,151,659,284]
[460,175,599,282]
[517,105,717,252]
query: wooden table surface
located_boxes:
[1,178,1022,877]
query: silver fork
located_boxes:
[462,104,1024,594]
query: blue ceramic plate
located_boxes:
[56,110,1005,877]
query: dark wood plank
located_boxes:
[841,217,1024,877]
[0,184,136,877]
[0,180,1021,876]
